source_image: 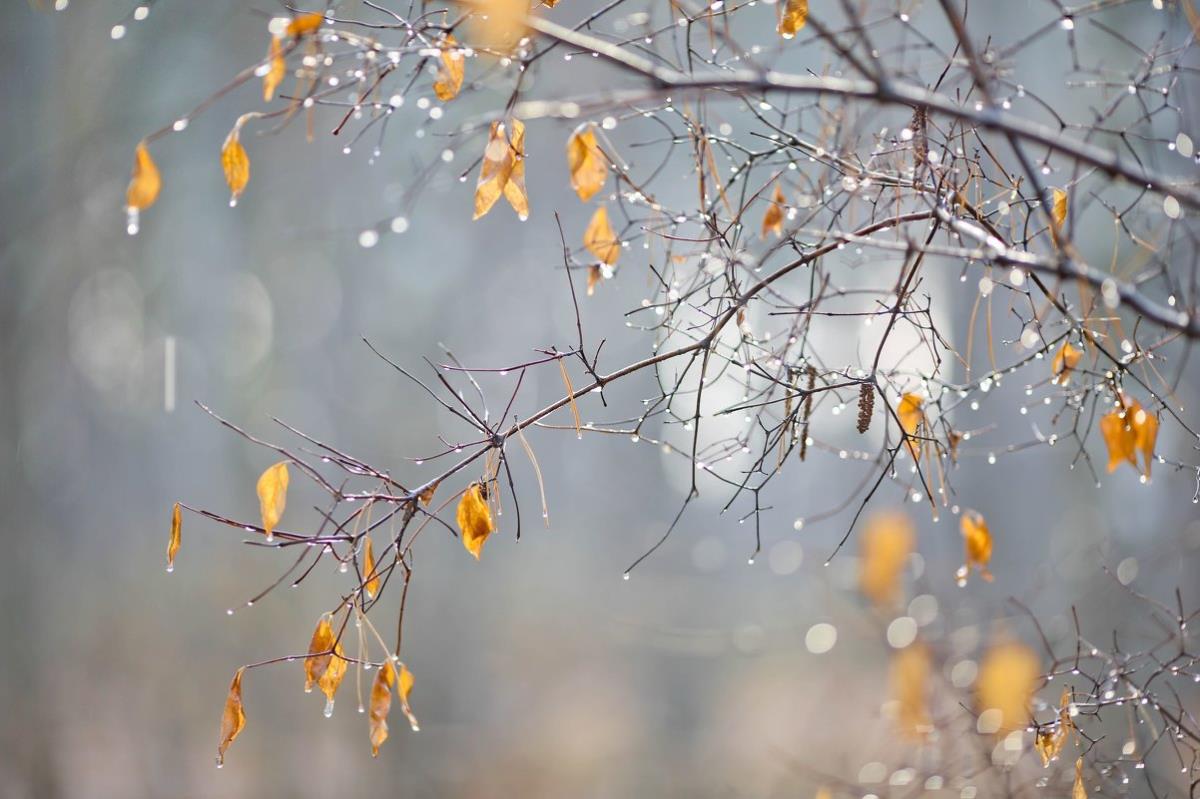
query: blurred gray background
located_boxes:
[1,1,1198,797]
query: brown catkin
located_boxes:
[857,383,875,434]
[799,366,816,461]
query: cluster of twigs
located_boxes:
[126,0,1200,788]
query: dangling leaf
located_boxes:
[890,642,931,739]
[216,667,247,766]
[263,35,286,101]
[256,461,289,542]
[363,536,381,599]
[761,182,786,237]
[221,128,250,205]
[318,640,348,713]
[457,482,495,559]
[777,0,808,38]
[1131,403,1158,478]
[858,510,915,606]
[584,205,620,265]
[286,12,324,37]
[897,393,924,460]
[1051,342,1082,385]
[566,126,607,202]
[473,119,528,220]
[433,35,465,101]
[368,660,395,756]
[1035,688,1074,766]
[1100,404,1139,474]
[397,663,418,730]
[1051,188,1069,229]
[1072,757,1087,799]
[304,614,335,693]
[976,640,1039,734]
[587,264,603,296]
[167,502,182,572]
[417,482,438,506]
[958,509,993,585]
[126,141,161,211]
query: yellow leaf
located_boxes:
[897,392,924,460]
[433,35,465,101]
[364,536,381,599]
[457,482,495,559]
[1051,188,1068,229]
[221,129,250,205]
[761,182,786,237]
[318,640,348,714]
[216,667,246,766]
[957,509,993,585]
[126,141,161,211]
[584,205,620,265]
[368,660,395,756]
[1100,404,1139,474]
[1034,689,1074,766]
[263,36,286,101]
[397,663,418,731]
[1072,757,1087,799]
[1131,403,1158,479]
[256,461,289,543]
[1051,342,1082,385]
[167,502,182,573]
[286,12,323,37]
[890,642,931,739]
[470,0,530,54]
[858,510,914,606]
[566,127,607,202]
[976,640,1039,734]
[473,119,528,220]
[777,0,808,38]
[303,614,335,693]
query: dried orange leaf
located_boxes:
[1051,342,1082,385]
[256,461,289,542]
[890,642,931,739]
[584,205,620,265]
[364,536,381,599]
[263,36,286,102]
[1100,405,1138,474]
[368,660,395,756]
[216,667,247,766]
[286,12,323,37]
[976,640,1039,734]
[1035,689,1074,766]
[858,510,914,606]
[1051,187,1068,229]
[418,482,438,506]
[167,502,182,573]
[304,614,335,693]
[761,182,786,237]
[1131,404,1158,478]
[126,141,161,212]
[957,509,993,585]
[318,641,348,715]
[777,0,808,38]
[566,127,607,202]
[221,129,250,205]
[1072,757,1087,799]
[473,119,528,220]
[897,392,924,460]
[397,663,418,730]
[433,35,465,101]
[457,482,495,559]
